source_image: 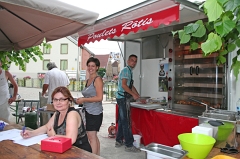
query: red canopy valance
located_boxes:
[78,0,179,46]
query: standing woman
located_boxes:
[76,57,103,155]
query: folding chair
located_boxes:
[12,100,39,124]
[39,92,48,126]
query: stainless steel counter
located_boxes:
[130,102,162,110]
[130,102,199,118]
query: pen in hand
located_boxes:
[22,126,26,134]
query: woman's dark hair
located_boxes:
[86,57,100,70]
[51,86,74,103]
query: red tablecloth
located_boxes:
[116,105,199,146]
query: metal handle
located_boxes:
[188,97,208,107]
[196,66,199,75]
[190,66,193,75]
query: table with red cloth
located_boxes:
[115,105,198,146]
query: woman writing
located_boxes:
[76,57,103,155]
[21,86,92,152]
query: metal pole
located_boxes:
[76,46,82,81]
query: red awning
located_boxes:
[78,0,179,46]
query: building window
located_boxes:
[43,59,50,70]
[60,60,68,70]
[43,46,51,54]
[61,44,68,54]
[19,63,26,70]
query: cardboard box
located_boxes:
[41,136,72,153]
[46,104,56,111]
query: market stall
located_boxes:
[115,104,198,146]
[78,0,240,157]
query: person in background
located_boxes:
[0,61,18,121]
[42,62,70,104]
[115,54,140,152]
[76,57,103,155]
[21,86,92,152]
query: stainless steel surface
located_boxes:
[209,109,237,115]
[130,102,161,110]
[141,143,188,159]
[202,112,236,121]
[155,109,199,118]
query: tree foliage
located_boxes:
[173,0,240,79]
[98,68,106,78]
[0,42,51,71]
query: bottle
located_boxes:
[236,98,240,115]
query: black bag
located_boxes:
[124,66,134,98]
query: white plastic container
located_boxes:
[133,134,141,148]
[192,126,213,137]
[199,123,218,138]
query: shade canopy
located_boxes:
[78,0,179,46]
[0,0,99,51]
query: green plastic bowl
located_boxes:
[217,122,234,141]
[178,133,216,159]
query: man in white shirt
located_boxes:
[42,62,70,104]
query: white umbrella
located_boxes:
[0,0,99,51]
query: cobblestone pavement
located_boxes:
[8,87,146,159]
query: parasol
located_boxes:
[0,0,99,51]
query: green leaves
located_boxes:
[173,0,240,78]
[190,42,199,50]
[227,43,236,52]
[176,20,206,45]
[224,0,240,12]
[201,33,222,55]
[231,57,240,80]
[0,42,49,71]
[214,15,235,37]
[192,20,206,37]
[184,23,199,34]
[235,39,240,47]
[204,0,223,21]
[178,30,190,44]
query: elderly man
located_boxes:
[42,62,70,104]
[0,61,18,121]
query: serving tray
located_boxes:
[130,102,162,110]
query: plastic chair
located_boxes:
[12,100,40,124]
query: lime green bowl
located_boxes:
[178,133,216,159]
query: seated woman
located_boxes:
[21,86,92,152]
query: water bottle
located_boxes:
[236,98,240,115]
[236,98,240,133]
